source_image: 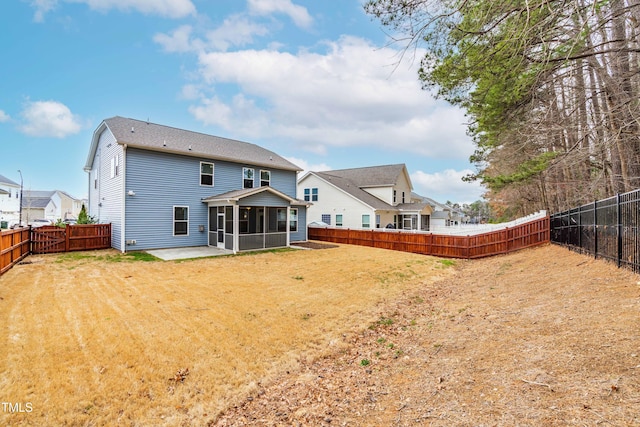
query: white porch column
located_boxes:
[286,206,291,246]
[233,204,239,254]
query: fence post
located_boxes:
[593,200,597,260]
[65,224,71,252]
[617,193,622,268]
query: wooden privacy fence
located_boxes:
[30,224,111,254]
[0,228,30,275]
[0,224,111,276]
[308,216,550,259]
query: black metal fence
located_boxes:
[550,189,640,273]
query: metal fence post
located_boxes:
[593,199,597,260]
[617,193,622,268]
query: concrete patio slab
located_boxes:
[146,246,233,261]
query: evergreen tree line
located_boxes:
[366,0,640,219]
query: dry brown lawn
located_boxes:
[0,244,454,426]
[1,243,639,426]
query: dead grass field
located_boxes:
[0,244,455,426]
[216,244,640,427]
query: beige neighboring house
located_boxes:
[22,190,84,224]
[297,164,433,230]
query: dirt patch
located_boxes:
[214,244,640,426]
[290,241,339,250]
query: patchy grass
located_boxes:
[0,244,455,426]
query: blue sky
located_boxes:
[1,0,484,204]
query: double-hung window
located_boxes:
[200,162,214,186]
[173,206,189,236]
[336,214,343,227]
[260,170,270,187]
[304,188,318,202]
[362,214,371,229]
[289,208,298,232]
[243,167,254,189]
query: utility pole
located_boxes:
[17,170,23,227]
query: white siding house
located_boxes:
[0,174,21,227]
[298,164,433,231]
[85,116,309,252]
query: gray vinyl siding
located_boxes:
[291,206,307,242]
[88,129,124,251]
[124,148,299,251]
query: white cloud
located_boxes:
[189,36,473,160]
[155,16,271,54]
[153,25,201,53]
[411,169,485,205]
[30,0,57,22]
[31,0,195,21]
[285,157,331,177]
[247,0,313,29]
[0,110,10,122]
[19,100,83,138]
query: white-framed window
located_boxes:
[200,162,214,186]
[93,170,98,189]
[336,214,343,227]
[289,208,298,232]
[173,206,189,236]
[110,155,119,178]
[321,214,331,225]
[376,214,381,228]
[243,167,254,189]
[304,188,318,202]
[260,170,270,187]
[362,214,371,228]
[393,190,397,204]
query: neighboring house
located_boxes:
[0,174,21,226]
[411,193,467,228]
[298,164,433,231]
[21,190,83,223]
[84,116,308,252]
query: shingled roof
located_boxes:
[317,164,408,188]
[310,164,412,211]
[0,174,19,187]
[85,116,301,172]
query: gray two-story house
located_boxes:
[84,116,308,252]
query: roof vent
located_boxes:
[131,127,135,133]
[163,140,166,147]
[188,145,192,151]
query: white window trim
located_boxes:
[362,214,371,228]
[173,205,189,236]
[200,162,214,187]
[260,169,271,187]
[243,167,255,189]
[289,208,298,232]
